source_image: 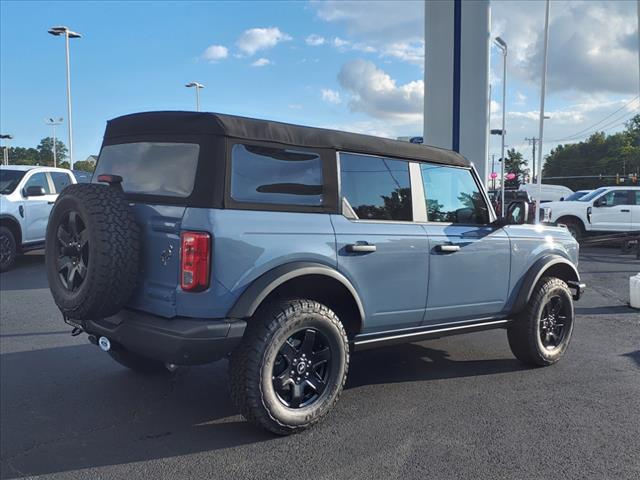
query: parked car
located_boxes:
[562,190,592,202]
[545,186,640,239]
[0,165,77,271]
[45,112,585,434]
[72,169,93,183]
[519,183,573,203]
[488,189,550,223]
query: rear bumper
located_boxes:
[83,309,246,365]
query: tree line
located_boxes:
[4,137,96,172]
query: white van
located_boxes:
[519,183,573,203]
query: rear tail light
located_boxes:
[180,232,210,292]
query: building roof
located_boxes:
[104,111,470,168]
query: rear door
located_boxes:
[419,164,510,324]
[22,171,57,243]
[589,190,633,232]
[332,152,429,333]
[94,141,200,317]
[632,190,640,231]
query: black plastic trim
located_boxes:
[228,262,365,322]
[510,254,581,315]
[82,309,246,365]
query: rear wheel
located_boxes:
[507,276,575,366]
[0,226,17,272]
[229,299,349,435]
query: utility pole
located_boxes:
[525,137,538,183]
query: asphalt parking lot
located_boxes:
[1,247,638,480]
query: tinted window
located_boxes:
[0,169,27,194]
[421,164,489,224]
[601,190,632,206]
[636,191,640,205]
[579,187,608,202]
[95,142,199,197]
[231,144,323,206]
[340,153,412,221]
[51,172,73,193]
[23,173,51,195]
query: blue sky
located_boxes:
[1,1,638,170]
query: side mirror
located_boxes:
[560,197,565,201]
[506,200,529,225]
[24,186,46,197]
[594,197,607,207]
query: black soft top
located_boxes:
[104,111,470,168]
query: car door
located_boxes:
[632,191,640,231]
[419,163,510,324]
[589,190,633,232]
[22,171,56,243]
[332,152,429,333]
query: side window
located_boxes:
[230,144,323,206]
[50,172,72,193]
[23,173,51,195]
[421,164,489,224]
[635,191,640,205]
[339,153,412,221]
[601,190,631,206]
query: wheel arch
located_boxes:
[510,254,580,315]
[0,214,22,247]
[227,262,365,338]
[556,215,586,230]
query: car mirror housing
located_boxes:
[24,186,46,197]
[506,200,528,225]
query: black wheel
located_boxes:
[108,348,168,374]
[0,226,17,273]
[229,299,349,435]
[559,218,583,241]
[45,184,140,320]
[507,276,575,366]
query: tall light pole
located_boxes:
[185,82,205,111]
[0,134,13,166]
[48,26,81,170]
[45,117,63,168]
[494,36,507,217]
[535,0,551,224]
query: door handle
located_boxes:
[436,244,460,253]
[48,201,55,205]
[346,243,376,253]
[620,209,630,213]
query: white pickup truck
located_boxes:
[1,165,77,271]
[545,186,640,239]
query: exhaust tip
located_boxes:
[98,336,111,352]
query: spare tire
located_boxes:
[45,183,140,320]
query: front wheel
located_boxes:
[229,299,349,435]
[507,276,575,366]
[0,226,17,273]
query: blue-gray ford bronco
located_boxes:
[45,112,585,434]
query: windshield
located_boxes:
[0,169,27,194]
[94,142,200,198]
[578,187,608,202]
[564,191,589,201]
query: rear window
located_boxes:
[95,142,200,197]
[230,144,323,206]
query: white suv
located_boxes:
[0,165,77,271]
[545,186,640,239]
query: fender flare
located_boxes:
[227,261,366,322]
[0,214,22,241]
[510,254,581,315]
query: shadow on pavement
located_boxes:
[0,253,49,291]
[0,341,523,478]
[622,350,640,368]
[576,305,634,315]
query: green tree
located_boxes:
[7,147,40,165]
[504,148,529,188]
[37,137,68,167]
[72,160,96,172]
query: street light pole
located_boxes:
[185,82,205,111]
[535,0,551,224]
[45,118,63,168]
[0,134,13,166]
[48,26,81,170]
[494,36,507,217]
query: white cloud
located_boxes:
[321,88,342,104]
[338,59,423,120]
[331,37,376,54]
[201,44,228,62]
[250,57,272,67]
[380,41,424,65]
[305,34,325,46]
[515,91,527,106]
[236,27,292,55]
[490,100,501,114]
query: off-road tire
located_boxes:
[109,348,168,374]
[229,299,349,435]
[507,276,575,366]
[0,226,17,273]
[46,183,140,320]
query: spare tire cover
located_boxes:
[45,183,140,320]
